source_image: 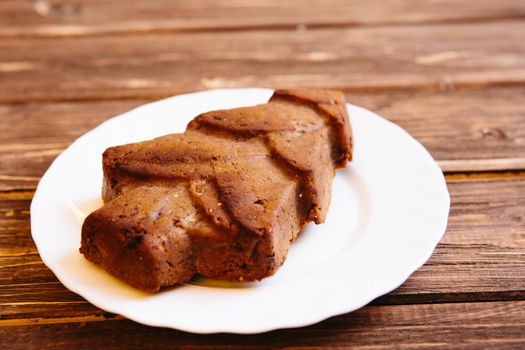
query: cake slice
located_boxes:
[80,89,352,292]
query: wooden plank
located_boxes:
[353,88,525,173]
[1,175,524,322]
[0,301,524,349]
[385,175,525,304]
[0,99,146,191]
[2,86,525,191]
[1,0,524,37]
[1,21,525,102]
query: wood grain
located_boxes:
[354,87,525,172]
[0,99,144,191]
[1,21,525,102]
[1,175,524,323]
[387,175,525,303]
[1,301,524,349]
[2,86,525,191]
[1,0,524,37]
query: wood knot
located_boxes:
[502,207,524,222]
[479,127,506,140]
[32,0,81,19]
[296,24,308,33]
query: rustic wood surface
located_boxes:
[2,21,525,103]
[1,1,524,349]
[2,0,524,37]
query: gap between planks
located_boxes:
[0,315,124,327]
[3,78,525,105]
[438,159,525,173]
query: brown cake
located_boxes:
[80,89,353,292]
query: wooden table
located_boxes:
[1,1,524,348]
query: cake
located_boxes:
[80,89,353,292]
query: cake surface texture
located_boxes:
[80,89,353,292]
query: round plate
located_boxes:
[31,88,449,334]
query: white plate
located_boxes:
[31,88,449,334]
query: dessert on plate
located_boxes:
[80,89,353,292]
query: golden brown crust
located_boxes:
[271,88,353,166]
[80,89,352,292]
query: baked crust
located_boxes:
[80,89,353,292]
